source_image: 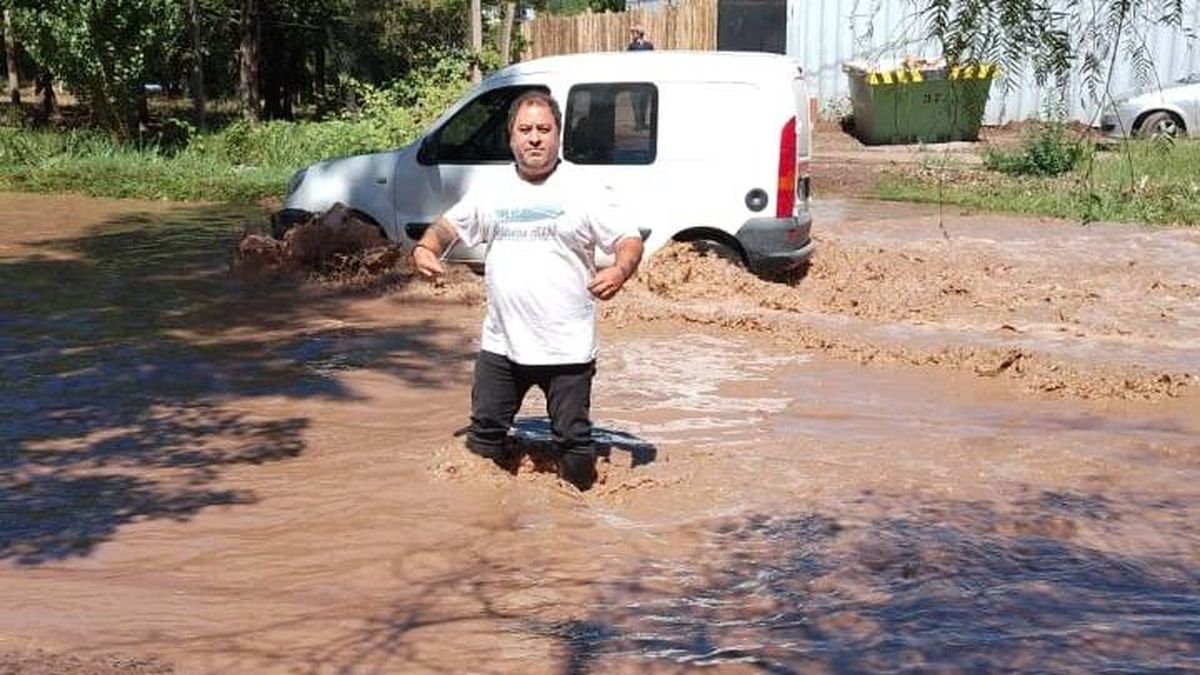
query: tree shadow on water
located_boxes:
[275,489,1198,674]
[558,491,1200,673]
[0,203,471,565]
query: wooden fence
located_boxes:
[519,0,717,60]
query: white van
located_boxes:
[277,50,814,274]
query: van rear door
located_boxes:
[560,81,665,263]
[790,73,812,205]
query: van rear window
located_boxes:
[564,83,657,165]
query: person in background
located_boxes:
[627,24,654,51]
[412,90,644,491]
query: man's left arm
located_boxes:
[588,236,643,301]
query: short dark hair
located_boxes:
[507,89,562,133]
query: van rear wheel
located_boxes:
[689,239,746,268]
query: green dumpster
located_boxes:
[843,62,998,145]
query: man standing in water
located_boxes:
[412,90,644,491]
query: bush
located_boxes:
[191,50,473,170]
[0,49,474,202]
[984,123,1087,177]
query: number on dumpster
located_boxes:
[923,92,944,104]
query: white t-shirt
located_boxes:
[444,164,639,365]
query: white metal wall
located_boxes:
[785,0,1200,124]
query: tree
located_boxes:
[187,0,206,129]
[238,0,262,122]
[3,8,18,104]
[13,0,182,136]
[469,0,483,82]
[913,0,1188,102]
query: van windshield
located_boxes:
[420,85,550,164]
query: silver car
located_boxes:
[1098,74,1200,138]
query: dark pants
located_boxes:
[467,350,596,459]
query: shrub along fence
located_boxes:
[519,0,717,60]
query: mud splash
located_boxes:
[230,201,1197,402]
[233,204,406,286]
[611,246,1188,400]
[233,206,487,306]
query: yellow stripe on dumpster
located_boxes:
[865,67,934,85]
[947,64,1000,80]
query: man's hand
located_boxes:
[588,265,629,300]
[590,237,643,300]
[412,244,446,278]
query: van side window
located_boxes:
[419,85,549,165]
[564,83,656,165]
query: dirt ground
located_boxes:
[1,127,1197,673]
[812,120,1039,197]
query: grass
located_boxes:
[878,138,1200,226]
[0,75,469,204]
[0,152,291,202]
[0,128,288,202]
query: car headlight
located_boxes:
[286,168,307,197]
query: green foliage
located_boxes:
[915,0,1185,97]
[546,0,623,14]
[371,0,470,78]
[13,0,182,136]
[195,50,473,169]
[0,52,474,201]
[983,124,1087,177]
[881,140,1200,226]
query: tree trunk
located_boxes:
[33,69,56,125]
[4,10,19,105]
[239,0,262,123]
[187,0,206,129]
[329,24,356,113]
[469,0,482,82]
[499,2,516,67]
[314,37,326,107]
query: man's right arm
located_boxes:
[411,217,459,278]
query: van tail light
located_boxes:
[776,117,797,218]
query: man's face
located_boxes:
[509,101,560,179]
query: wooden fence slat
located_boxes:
[519,0,716,60]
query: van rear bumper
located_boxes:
[735,214,815,273]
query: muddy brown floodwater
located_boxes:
[1,191,1197,674]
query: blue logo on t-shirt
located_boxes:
[494,204,564,223]
[492,203,564,242]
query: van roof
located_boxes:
[492,51,803,83]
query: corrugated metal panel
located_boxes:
[785,0,1200,124]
